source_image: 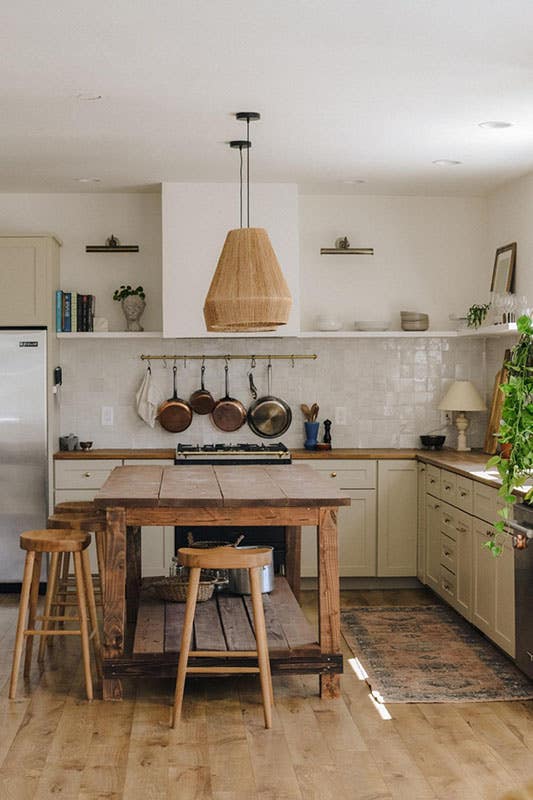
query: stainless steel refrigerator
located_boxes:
[0,328,47,585]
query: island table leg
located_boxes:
[103,506,126,701]
[317,506,341,699]
[126,525,142,624]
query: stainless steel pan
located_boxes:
[247,361,292,439]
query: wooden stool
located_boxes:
[172,546,274,729]
[9,530,101,701]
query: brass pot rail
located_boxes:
[140,353,317,363]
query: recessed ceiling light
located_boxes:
[478,120,513,129]
[76,93,103,101]
[343,179,366,184]
[432,159,462,166]
[75,177,101,183]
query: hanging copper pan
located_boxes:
[158,365,193,433]
[189,362,216,415]
[211,363,247,432]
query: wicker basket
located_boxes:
[146,575,215,603]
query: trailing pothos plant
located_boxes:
[485,314,533,556]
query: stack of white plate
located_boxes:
[401,311,429,331]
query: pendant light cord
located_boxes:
[239,145,243,229]
[246,117,250,228]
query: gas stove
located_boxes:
[175,442,291,465]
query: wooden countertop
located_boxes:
[54,448,176,460]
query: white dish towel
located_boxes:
[135,368,163,428]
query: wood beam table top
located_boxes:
[94,463,352,509]
[94,464,349,702]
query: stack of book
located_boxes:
[56,291,96,332]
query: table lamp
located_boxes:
[438,380,486,451]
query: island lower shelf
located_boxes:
[104,576,343,679]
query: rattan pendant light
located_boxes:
[203,112,292,332]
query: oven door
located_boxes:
[507,520,533,678]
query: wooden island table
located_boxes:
[94,463,350,701]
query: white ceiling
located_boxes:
[3,0,533,195]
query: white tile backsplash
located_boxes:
[58,336,488,451]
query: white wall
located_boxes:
[0,193,162,331]
[488,172,533,303]
[299,194,489,331]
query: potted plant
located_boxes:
[467,302,490,329]
[485,314,533,554]
[113,285,146,331]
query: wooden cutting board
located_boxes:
[483,349,510,454]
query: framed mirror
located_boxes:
[490,242,516,293]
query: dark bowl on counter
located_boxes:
[420,434,446,450]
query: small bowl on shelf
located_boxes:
[420,435,446,450]
[79,441,93,451]
[354,321,390,331]
[316,316,342,331]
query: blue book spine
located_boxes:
[55,291,63,332]
[64,292,72,333]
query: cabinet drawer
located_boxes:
[440,565,456,600]
[440,502,456,540]
[473,483,498,524]
[426,464,441,496]
[440,534,456,573]
[456,476,473,513]
[55,459,122,490]
[441,471,457,504]
[302,460,376,489]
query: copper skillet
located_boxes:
[211,362,247,432]
[158,365,193,432]
[190,362,215,415]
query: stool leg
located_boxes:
[58,551,71,629]
[249,567,273,729]
[9,551,36,699]
[172,567,201,728]
[82,549,102,678]
[73,551,93,701]
[23,552,42,678]
[48,552,62,645]
[38,552,59,662]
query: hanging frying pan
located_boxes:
[211,362,247,432]
[158,365,193,432]
[190,361,216,415]
[247,360,292,439]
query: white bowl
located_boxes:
[316,316,342,331]
[354,321,390,331]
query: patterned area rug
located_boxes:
[341,604,533,703]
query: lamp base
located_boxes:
[454,411,470,452]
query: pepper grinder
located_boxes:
[323,419,332,449]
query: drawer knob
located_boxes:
[444,485,451,491]
[457,525,467,533]
[429,478,436,484]
[486,529,495,538]
[443,583,450,591]
[435,503,441,509]
[330,472,337,478]
[459,490,468,497]
[443,550,451,557]
[84,472,91,478]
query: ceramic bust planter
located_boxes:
[122,294,146,332]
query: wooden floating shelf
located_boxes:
[57,331,162,338]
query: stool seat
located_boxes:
[178,545,272,570]
[20,529,91,553]
[47,513,106,532]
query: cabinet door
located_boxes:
[0,236,58,326]
[417,463,427,583]
[124,459,175,577]
[454,514,473,621]
[493,537,516,657]
[377,460,417,577]
[425,496,441,591]
[472,519,495,636]
[301,489,376,577]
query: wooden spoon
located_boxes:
[310,403,319,421]
[300,403,311,421]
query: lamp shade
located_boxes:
[203,228,292,332]
[438,380,486,412]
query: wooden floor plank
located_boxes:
[194,599,227,651]
[133,598,165,654]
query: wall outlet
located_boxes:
[101,406,114,426]
[335,406,347,425]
